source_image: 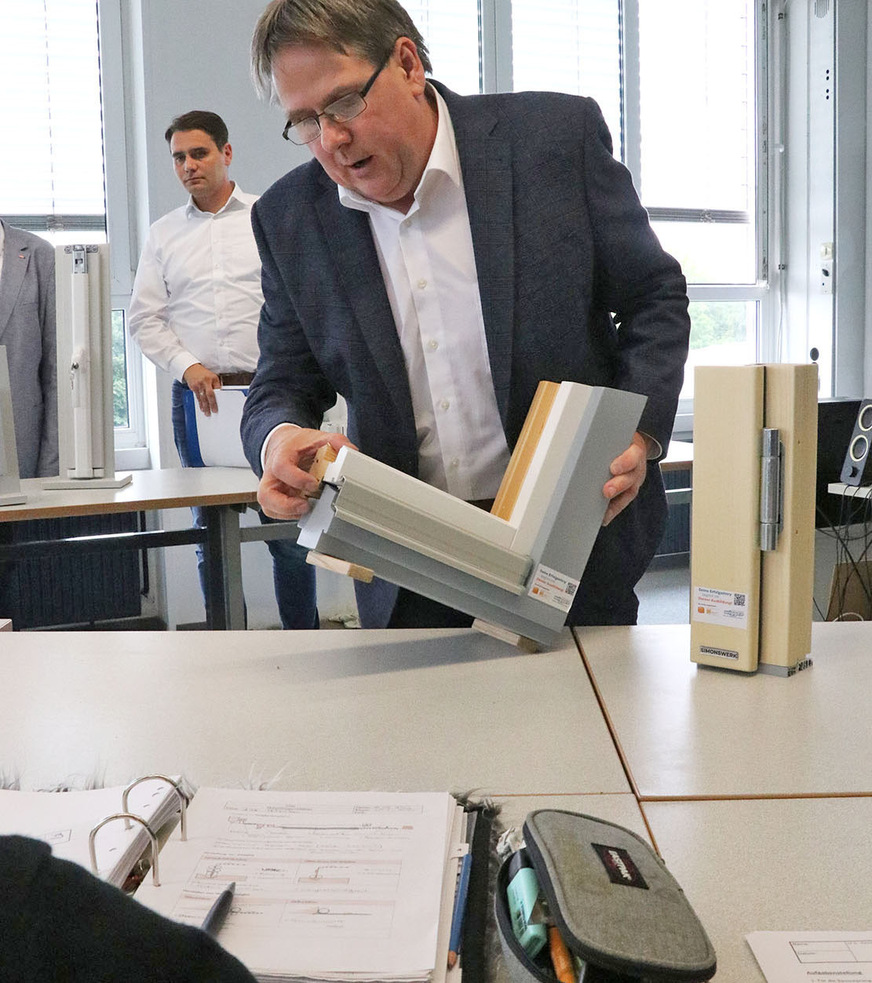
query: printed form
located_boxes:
[748,931,872,982]
[134,787,462,983]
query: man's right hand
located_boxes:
[183,363,221,416]
[258,427,355,520]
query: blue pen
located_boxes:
[447,852,473,969]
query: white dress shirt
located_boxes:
[127,183,261,381]
[338,88,511,501]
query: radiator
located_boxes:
[1,513,142,628]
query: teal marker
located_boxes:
[506,849,547,958]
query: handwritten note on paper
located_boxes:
[134,788,461,983]
[748,931,872,982]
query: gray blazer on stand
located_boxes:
[0,222,58,479]
[242,85,691,627]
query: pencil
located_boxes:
[447,852,473,969]
[548,925,576,983]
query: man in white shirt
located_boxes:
[128,111,316,629]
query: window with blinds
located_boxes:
[512,0,622,159]
[403,0,482,94]
[0,0,105,239]
[401,0,763,411]
[639,0,757,286]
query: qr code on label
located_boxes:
[733,593,746,607]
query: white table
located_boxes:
[0,626,653,983]
[0,467,271,630]
[642,797,872,983]
[575,621,872,980]
[661,438,693,504]
[576,621,872,797]
[0,627,631,797]
[17,622,872,981]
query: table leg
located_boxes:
[202,504,246,630]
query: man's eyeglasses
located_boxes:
[282,54,389,146]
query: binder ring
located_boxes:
[89,812,161,886]
[122,774,189,841]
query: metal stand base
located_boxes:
[43,472,133,490]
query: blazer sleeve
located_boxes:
[34,237,58,478]
[0,836,257,983]
[241,198,337,475]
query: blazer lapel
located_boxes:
[440,86,516,425]
[0,228,31,341]
[314,187,415,426]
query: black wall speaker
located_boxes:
[840,399,872,486]
[818,398,861,525]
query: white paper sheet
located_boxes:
[194,386,248,468]
[748,930,872,982]
[0,778,181,887]
[134,788,461,983]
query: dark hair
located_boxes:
[164,111,229,148]
[251,0,431,101]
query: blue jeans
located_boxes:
[171,380,318,629]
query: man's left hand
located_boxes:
[602,431,653,526]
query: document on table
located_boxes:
[133,787,464,983]
[748,930,872,982]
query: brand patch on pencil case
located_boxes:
[591,844,649,889]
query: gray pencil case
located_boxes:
[495,810,716,982]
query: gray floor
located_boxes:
[636,529,861,626]
[636,554,691,624]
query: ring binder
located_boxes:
[89,812,161,886]
[122,774,189,841]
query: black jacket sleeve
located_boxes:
[0,835,257,983]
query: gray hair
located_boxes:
[251,0,431,101]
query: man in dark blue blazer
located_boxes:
[242,0,691,628]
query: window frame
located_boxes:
[99,0,150,468]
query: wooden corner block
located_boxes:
[305,550,374,583]
[472,618,539,653]
[309,444,339,483]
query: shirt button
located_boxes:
[417,279,427,289]
[440,400,450,411]
[450,458,460,469]
[428,340,438,351]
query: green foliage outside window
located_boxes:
[111,310,129,428]
[688,303,747,350]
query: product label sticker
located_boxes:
[527,564,580,612]
[591,844,649,890]
[692,586,749,629]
